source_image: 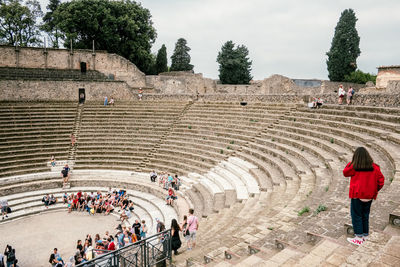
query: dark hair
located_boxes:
[183,215,187,221]
[171,219,180,231]
[352,147,374,171]
[189,208,194,215]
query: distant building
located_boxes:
[376,65,400,88]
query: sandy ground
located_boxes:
[0,210,120,267]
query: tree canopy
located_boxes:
[326,9,361,81]
[41,0,61,48]
[217,40,252,84]
[155,44,168,74]
[0,0,42,46]
[170,38,193,71]
[52,0,157,74]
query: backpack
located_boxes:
[7,251,15,263]
[49,253,55,264]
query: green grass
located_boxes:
[324,186,329,192]
[306,190,312,197]
[188,125,192,129]
[298,206,310,216]
[272,138,275,142]
[220,149,224,154]
[267,227,274,231]
[227,146,232,150]
[390,177,394,183]
[314,204,327,215]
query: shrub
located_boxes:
[314,204,327,215]
[344,70,377,84]
[298,206,310,216]
[188,125,192,129]
[230,141,234,144]
[220,149,223,154]
[330,138,334,144]
[325,186,329,192]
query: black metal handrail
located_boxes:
[76,229,172,267]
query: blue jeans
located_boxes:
[351,198,372,237]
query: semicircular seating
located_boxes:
[1,100,399,266]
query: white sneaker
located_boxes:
[347,237,364,246]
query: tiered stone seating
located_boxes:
[1,100,400,266]
[0,67,110,81]
[0,102,76,177]
[74,101,189,171]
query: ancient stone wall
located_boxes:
[376,66,400,89]
[0,80,134,101]
[0,45,146,88]
[387,80,400,93]
[146,72,216,94]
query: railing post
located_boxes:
[143,239,147,267]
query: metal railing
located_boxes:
[76,229,171,267]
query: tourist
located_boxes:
[109,96,114,105]
[50,155,56,167]
[132,219,141,240]
[1,199,9,220]
[316,98,323,108]
[170,219,182,255]
[76,240,84,257]
[4,245,15,267]
[117,230,125,248]
[107,237,115,250]
[174,175,180,190]
[0,252,4,267]
[156,218,165,234]
[63,192,68,204]
[67,196,72,213]
[70,133,76,147]
[338,84,345,104]
[181,215,190,246]
[61,165,70,183]
[104,96,108,106]
[138,88,143,100]
[49,248,61,267]
[166,187,177,206]
[343,147,385,246]
[347,86,355,105]
[150,170,157,182]
[42,194,50,208]
[140,220,148,239]
[65,256,74,267]
[120,210,131,223]
[187,208,199,250]
[49,194,57,206]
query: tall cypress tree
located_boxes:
[217,40,253,84]
[326,9,361,81]
[170,38,193,71]
[155,44,168,74]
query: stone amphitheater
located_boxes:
[0,46,400,267]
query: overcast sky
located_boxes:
[39,0,400,80]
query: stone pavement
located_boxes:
[0,210,118,267]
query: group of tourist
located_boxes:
[149,171,180,206]
[338,84,355,105]
[62,188,131,215]
[103,96,115,106]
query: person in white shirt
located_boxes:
[338,85,345,105]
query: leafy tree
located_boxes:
[53,0,156,74]
[41,0,62,48]
[326,9,361,81]
[0,0,43,46]
[344,70,376,84]
[217,40,253,84]
[170,38,193,71]
[155,44,168,74]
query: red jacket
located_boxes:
[343,162,384,199]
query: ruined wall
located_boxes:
[376,66,400,88]
[387,80,400,93]
[0,46,146,88]
[0,80,134,101]
[146,72,216,94]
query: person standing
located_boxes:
[140,220,148,239]
[0,199,9,220]
[170,219,182,255]
[347,86,355,105]
[338,84,345,105]
[104,96,108,106]
[132,219,142,240]
[187,209,199,250]
[4,245,15,267]
[343,147,385,246]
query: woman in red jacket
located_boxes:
[343,147,385,246]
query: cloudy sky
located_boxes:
[39,0,400,80]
